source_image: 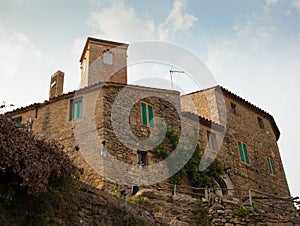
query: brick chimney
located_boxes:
[49,70,64,100]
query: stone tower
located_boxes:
[79,37,128,88]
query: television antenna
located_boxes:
[169,69,184,90]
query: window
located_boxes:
[237,141,250,164]
[231,103,237,115]
[70,98,82,120]
[207,131,217,151]
[15,117,22,126]
[103,51,113,65]
[267,157,276,175]
[258,117,264,129]
[140,101,154,127]
[137,150,147,167]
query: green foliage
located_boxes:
[155,144,169,159]
[154,127,224,188]
[166,127,179,149]
[189,199,211,226]
[111,184,125,199]
[0,186,16,206]
[234,206,250,218]
[0,176,78,225]
[170,144,224,188]
[129,195,145,205]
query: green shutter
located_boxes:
[268,158,275,175]
[238,141,245,162]
[267,158,272,174]
[148,105,153,127]
[243,143,250,164]
[77,100,82,118]
[141,102,147,125]
[15,117,22,126]
[72,101,76,119]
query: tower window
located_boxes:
[103,51,113,65]
[258,117,264,129]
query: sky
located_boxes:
[0,0,299,199]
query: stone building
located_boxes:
[6,37,290,198]
[182,87,290,197]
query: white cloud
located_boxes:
[231,14,277,50]
[88,1,156,42]
[292,0,300,10]
[158,0,197,40]
[0,30,41,79]
[88,0,197,42]
[265,0,279,8]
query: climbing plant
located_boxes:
[155,128,224,188]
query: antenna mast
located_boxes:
[169,70,184,90]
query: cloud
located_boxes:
[0,30,41,79]
[88,0,197,42]
[158,0,197,40]
[292,0,300,10]
[88,1,156,42]
[264,0,279,8]
[231,14,277,50]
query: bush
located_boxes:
[0,115,77,193]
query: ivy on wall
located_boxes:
[155,128,224,187]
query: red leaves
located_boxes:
[0,115,76,192]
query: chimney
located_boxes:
[49,70,64,100]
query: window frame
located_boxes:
[137,150,147,168]
[103,51,113,65]
[207,131,217,151]
[70,98,83,121]
[140,101,154,127]
[237,141,250,165]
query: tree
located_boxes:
[0,115,76,192]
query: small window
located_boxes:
[140,101,154,127]
[207,131,217,151]
[231,103,237,115]
[258,117,264,129]
[267,157,276,175]
[137,150,147,167]
[237,141,250,164]
[70,98,82,120]
[15,117,22,126]
[103,51,113,65]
